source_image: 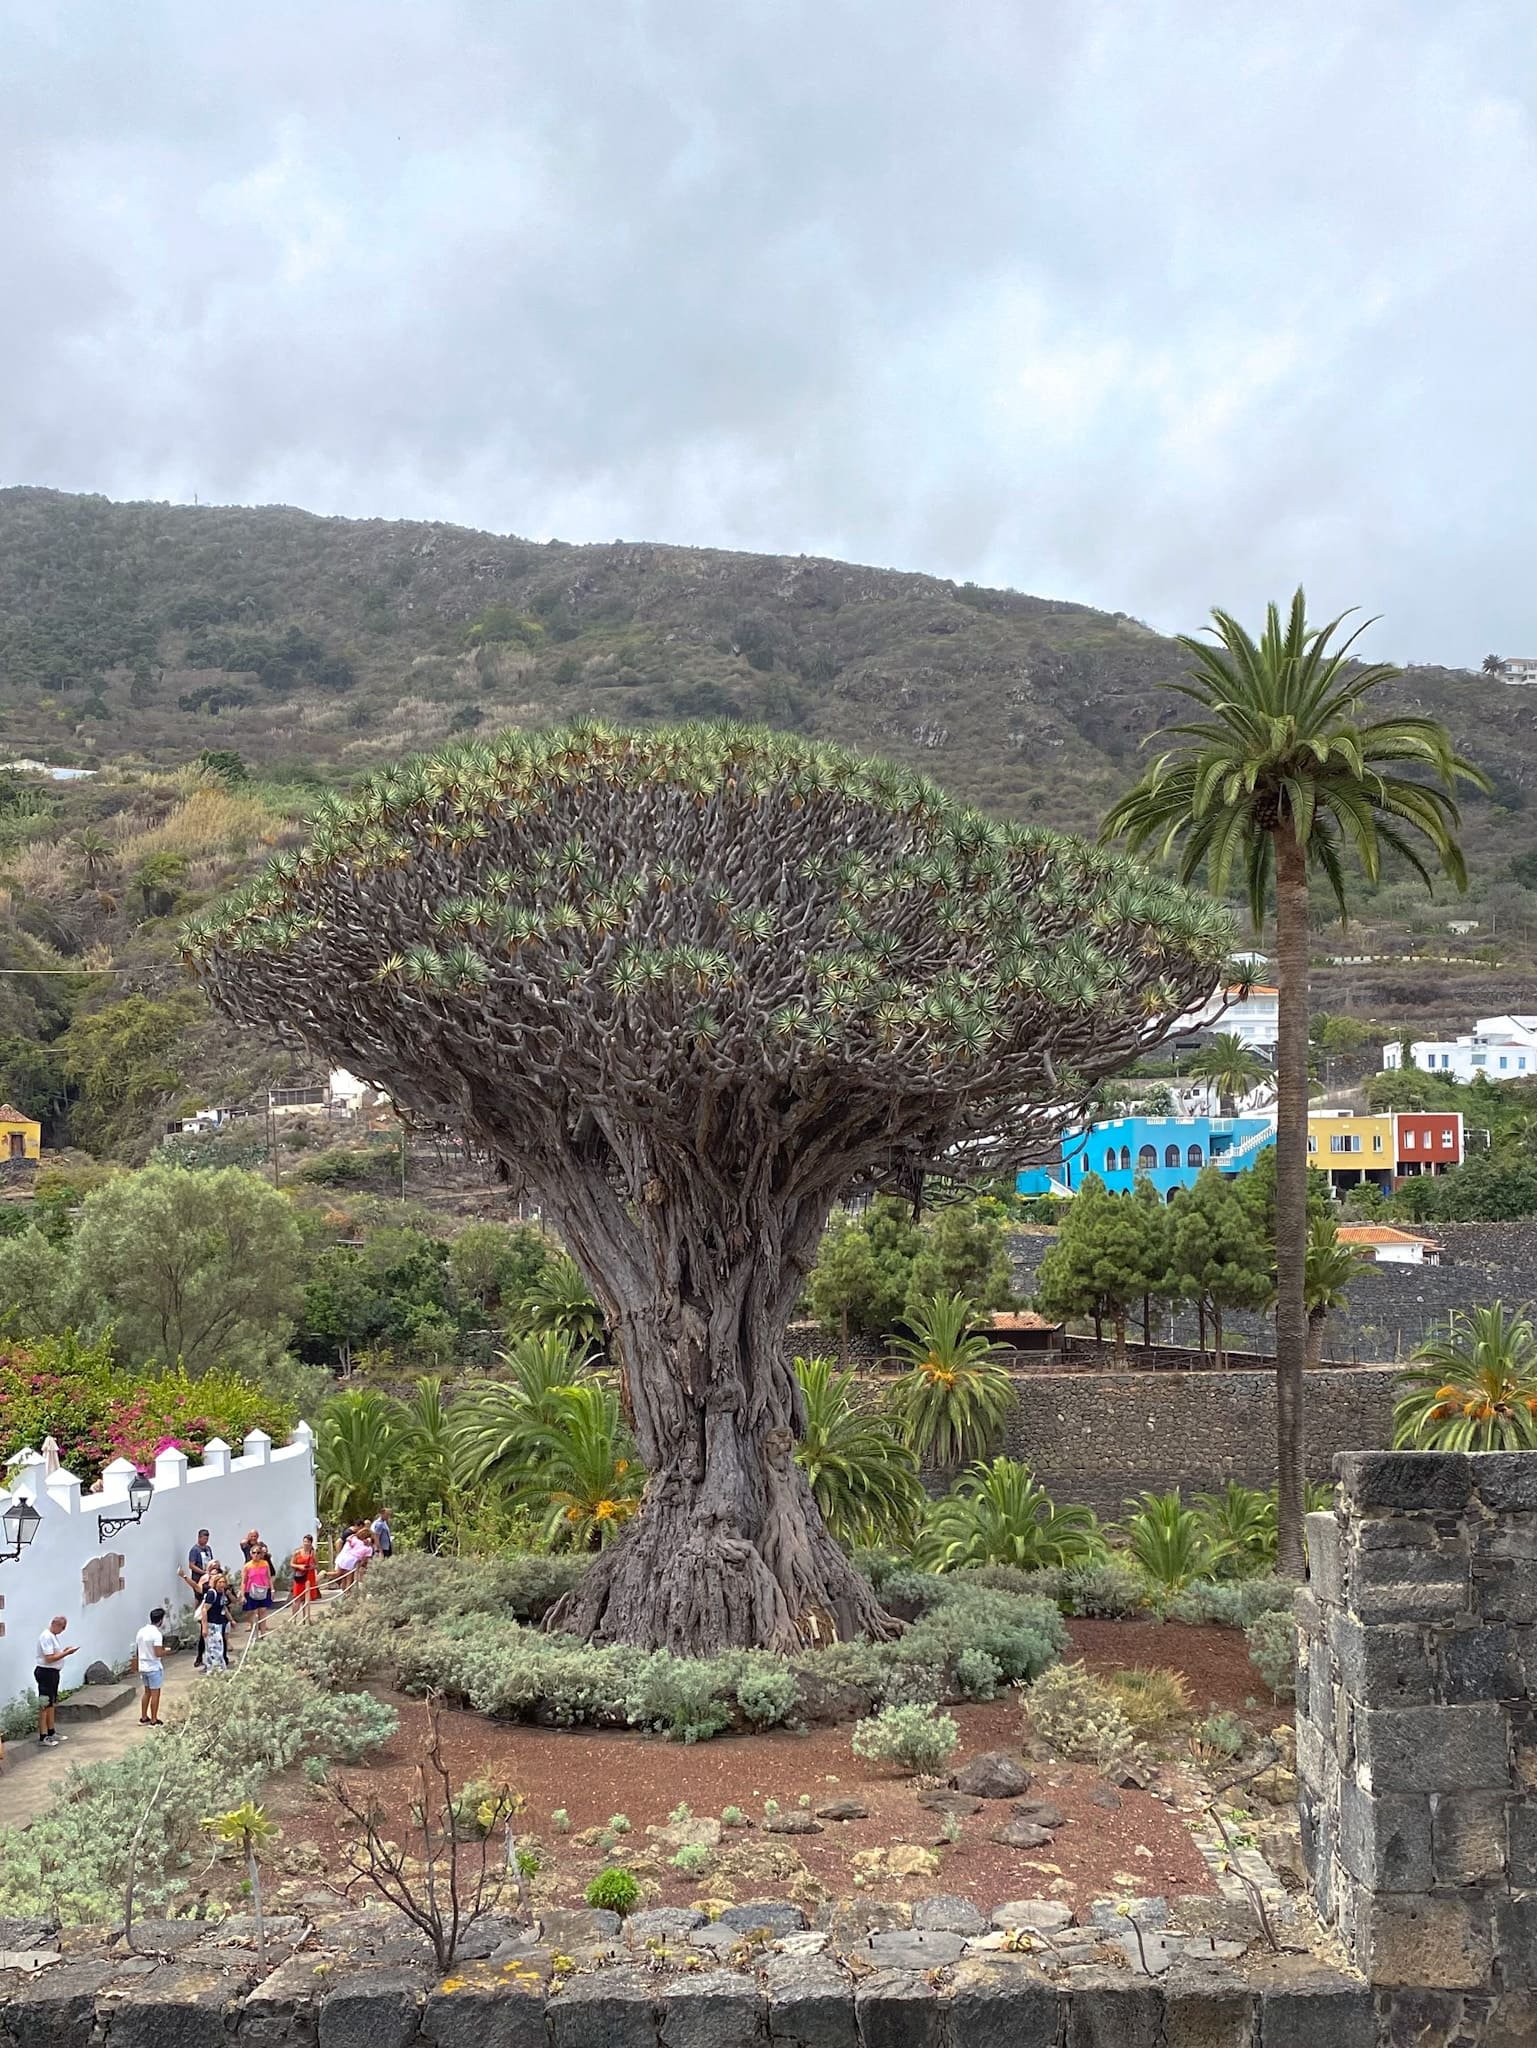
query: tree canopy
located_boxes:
[187,723,1230,1202]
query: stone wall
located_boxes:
[0,1901,1494,2048]
[1297,1450,1537,2013]
[996,1367,1399,1517]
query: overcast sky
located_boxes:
[3,1,1533,664]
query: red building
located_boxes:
[1392,1111,1463,1180]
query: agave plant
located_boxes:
[1393,1303,1537,1453]
[792,1355,925,1548]
[450,1330,597,1488]
[1120,1490,1232,1594]
[517,1382,645,1549]
[517,1253,605,1351]
[887,1292,1016,1468]
[920,1457,1103,1572]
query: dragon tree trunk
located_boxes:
[545,1185,890,1654]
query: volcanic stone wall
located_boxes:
[996,1367,1400,1517]
[1298,1450,1537,2004]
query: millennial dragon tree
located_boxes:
[187,723,1227,1652]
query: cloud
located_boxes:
[2,0,1532,662]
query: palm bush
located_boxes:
[317,1390,404,1524]
[517,1383,644,1548]
[887,1292,1015,1467]
[792,1355,924,1547]
[919,1457,1102,1572]
[1393,1303,1537,1452]
[516,1253,604,1349]
[1120,1489,1231,1594]
[451,1330,597,1488]
[1193,1483,1276,1577]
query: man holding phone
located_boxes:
[34,1616,77,1747]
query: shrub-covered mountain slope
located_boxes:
[1,486,1535,1158]
[7,484,1534,847]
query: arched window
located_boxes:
[1186,1143,1204,1168]
[1167,1188,1179,1205]
[1119,1146,1132,1172]
[1164,1144,1181,1168]
[1104,1148,1116,1172]
[1138,1145,1157,1170]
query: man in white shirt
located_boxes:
[34,1616,76,1747]
[133,1607,167,1726]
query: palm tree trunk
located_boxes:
[1273,825,1310,1577]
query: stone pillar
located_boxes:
[1297,1450,1537,1998]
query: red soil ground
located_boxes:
[266,1620,1264,1914]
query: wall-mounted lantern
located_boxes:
[98,1471,154,1542]
[1,1493,41,1562]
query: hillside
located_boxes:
[1,486,1535,1156]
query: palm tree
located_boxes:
[1102,590,1484,1575]
[317,1389,404,1526]
[792,1355,925,1548]
[887,1292,1016,1468]
[1393,1303,1537,1452]
[450,1330,596,1488]
[72,828,113,888]
[919,1457,1102,1571]
[1120,1489,1232,1594]
[1186,1030,1269,1115]
[1304,1213,1365,1368]
[517,1383,645,1548]
[1482,655,1506,677]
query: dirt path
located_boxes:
[0,1647,194,1831]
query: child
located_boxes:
[133,1607,166,1725]
[200,1572,230,1670]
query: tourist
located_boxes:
[34,1615,77,1747]
[239,1529,260,1563]
[240,1542,276,1633]
[332,1522,373,1590]
[289,1534,321,1614]
[133,1607,166,1726]
[180,1527,215,1668]
[370,1506,393,1559]
[200,1571,230,1670]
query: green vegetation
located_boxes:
[1103,588,1484,1575]
[918,1457,1102,1572]
[791,1355,924,1548]
[1393,1303,1537,1451]
[585,1868,641,1915]
[850,1702,959,1773]
[1034,1172,1167,1361]
[887,1293,1017,1468]
[0,1648,395,1923]
[806,1196,1014,1347]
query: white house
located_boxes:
[1337,1225,1441,1266]
[0,1426,317,1707]
[1383,1015,1537,1082]
[1498,658,1537,686]
[1169,981,1280,1053]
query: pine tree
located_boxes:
[1163,1168,1272,1366]
[1034,1174,1166,1363]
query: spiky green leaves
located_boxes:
[186,722,1228,1180]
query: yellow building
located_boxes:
[0,1103,41,1162]
[1307,1109,1394,1190]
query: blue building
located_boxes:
[1016,1113,1275,1202]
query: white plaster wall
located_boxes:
[0,1425,317,1708]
